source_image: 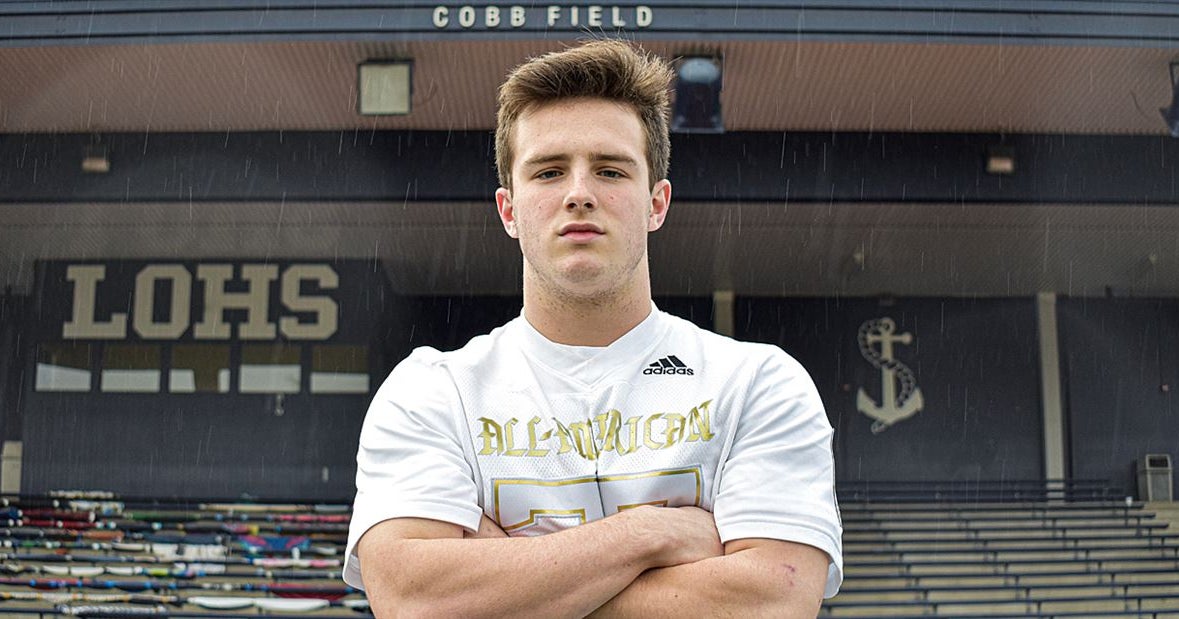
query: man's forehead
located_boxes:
[518,95,635,116]
[513,99,644,151]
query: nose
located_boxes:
[564,169,595,210]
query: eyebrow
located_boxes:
[521,152,640,168]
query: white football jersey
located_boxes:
[345,306,843,597]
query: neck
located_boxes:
[522,272,653,347]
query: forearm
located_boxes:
[589,542,827,619]
[361,509,679,619]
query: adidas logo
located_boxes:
[643,355,694,375]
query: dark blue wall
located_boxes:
[1059,298,1179,499]
[0,290,28,445]
[24,259,400,500]
[738,297,1044,483]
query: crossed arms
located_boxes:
[353,347,838,617]
[355,507,829,618]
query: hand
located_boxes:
[624,506,723,568]
[464,514,508,539]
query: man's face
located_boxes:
[495,97,670,301]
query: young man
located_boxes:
[345,40,842,617]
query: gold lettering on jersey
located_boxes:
[594,410,619,452]
[477,400,715,461]
[662,413,686,448]
[642,413,665,450]
[547,419,575,454]
[502,418,528,457]
[478,416,554,457]
[525,416,550,457]
[620,414,642,454]
[567,420,599,461]
[477,417,503,455]
[686,400,715,442]
[593,409,642,456]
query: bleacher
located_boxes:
[5,480,1177,618]
[826,480,1179,618]
[0,492,371,618]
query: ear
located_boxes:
[647,179,671,232]
[495,187,519,238]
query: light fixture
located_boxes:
[357,60,413,116]
[81,141,110,174]
[1160,60,1179,137]
[985,145,1015,175]
[672,56,723,133]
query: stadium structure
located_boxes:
[1,1,1178,617]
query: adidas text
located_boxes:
[643,367,694,375]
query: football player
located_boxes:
[346,39,842,618]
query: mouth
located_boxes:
[558,223,604,242]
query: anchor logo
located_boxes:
[856,317,924,433]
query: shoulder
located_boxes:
[373,318,521,399]
[372,346,449,398]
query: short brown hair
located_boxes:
[495,39,673,190]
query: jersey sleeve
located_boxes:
[343,348,483,590]
[712,347,844,598]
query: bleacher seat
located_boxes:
[0,493,370,618]
[826,481,1179,618]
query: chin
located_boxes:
[553,268,617,297]
[527,256,628,299]
[559,271,608,290]
[555,256,606,279]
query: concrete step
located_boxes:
[849,548,1179,563]
[1025,614,1179,619]
[844,528,1172,541]
[850,518,1159,530]
[819,603,936,617]
[921,588,1026,602]
[1150,501,1179,529]
[928,597,1179,615]
[838,500,1179,615]
[843,564,912,577]
[840,500,1142,511]
[1143,597,1179,611]
[838,576,918,589]
[843,575,1008,588]
[844,508,1149,520]
[842,572,1179,592]
[845,537,1179,551]
[845,558,1179,576]
[823,598,1137,616]
[833,582,1179,602]
[828,589,928,603]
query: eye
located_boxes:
[535,169,562,180]
[599,169,625,179]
